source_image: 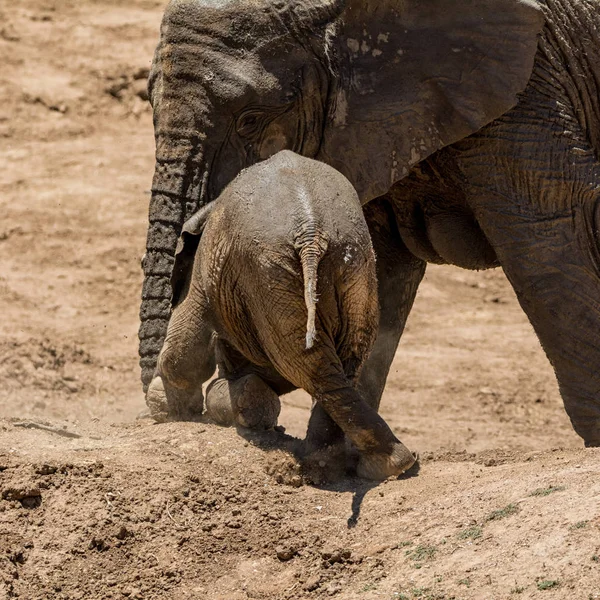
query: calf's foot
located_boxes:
[206,375,280,430]
[234,374,281,429]
[356,442,416,480]
[146,375,204,423]
[312,382,416,480]
[304,403,345,453]
[146,376,169,423]
[205,378,235,426]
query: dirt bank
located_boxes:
[1,1,598,598]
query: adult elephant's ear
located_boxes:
[170,204,215,307]
[319,0,544,202]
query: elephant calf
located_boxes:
[146,151,415,479]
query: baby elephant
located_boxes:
[146,150,415,480]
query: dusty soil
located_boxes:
[1,1,599,599]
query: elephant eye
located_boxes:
[236,110,263,138]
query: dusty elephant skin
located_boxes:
[390,0,600,447]
[139,0,600,448]
[146,151,415,480]
[139,0,541,400]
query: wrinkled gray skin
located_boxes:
[146,151,416,480]
[140,0,600,448]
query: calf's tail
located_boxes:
[298,236,328,349]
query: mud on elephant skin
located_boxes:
[140,0,600,448]
[139,0,542,403]
[146,151,415,480]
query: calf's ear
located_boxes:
[319,0,544,202]
[171,203,216,306]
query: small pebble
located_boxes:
[276,545,296,561]
[327,581,342,595]
[303,576,320,592]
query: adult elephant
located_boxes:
[139,0,600,448]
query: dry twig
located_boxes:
[13,421,82,439]
[165,499,187,529]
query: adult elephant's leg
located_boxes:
[357,198,426,410]
[477,196,600,446]
[456,78,600,446]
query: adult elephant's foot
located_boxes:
[146,375,204,423]
[574,420,600,448]
[206,375,280,430]
[568,418,600,448]
[357,442,416,480]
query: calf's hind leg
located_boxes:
[304,198,426,452]
[313,372,415,479]
[262,309,415,479]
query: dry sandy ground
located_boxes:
[0,1,599,599]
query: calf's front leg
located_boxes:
[206,375,281,430]
[204,341,282,429]
[146,287,215,422]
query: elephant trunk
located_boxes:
[139,136,207,391]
